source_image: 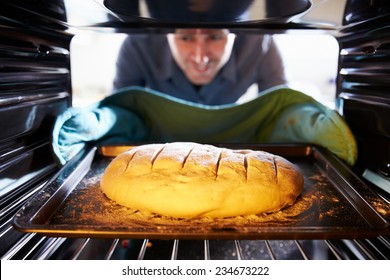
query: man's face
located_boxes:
[167,29,236,85]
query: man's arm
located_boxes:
[256,35,287,91]
[113,35,146,90]
[233,34,287,93]
[263,36,287,86]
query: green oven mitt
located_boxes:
[269,103,357,165]
[51,86,357,166]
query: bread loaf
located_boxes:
[100,142,304,218]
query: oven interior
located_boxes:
[1,0,389,260]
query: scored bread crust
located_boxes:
[100,142,304,218]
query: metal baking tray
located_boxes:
[12,144,390,240]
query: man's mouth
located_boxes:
[192,62,211,73]
[186,61,216,84]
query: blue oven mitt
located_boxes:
[51,86,357,166]
[51,104,147,165]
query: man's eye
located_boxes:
[177,35,194,42]
[208,34,226,41]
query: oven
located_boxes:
[1,0,389,261]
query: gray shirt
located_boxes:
[113,34,287,105]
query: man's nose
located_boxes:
[192,38,209,64]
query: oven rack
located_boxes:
[2,144,389,260]
[1,230,389,260]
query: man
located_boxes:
[113,29,287,105]
[51,30,357,167]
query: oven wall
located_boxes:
[336,9,390,193]
[0,2,72,256]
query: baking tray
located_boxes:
[12,144,390,240]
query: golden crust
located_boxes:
[100,142,304,218]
